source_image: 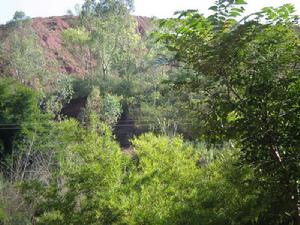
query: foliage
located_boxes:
[0,179,33,225]
[158,1,300,223]
[123,134,201,225]
[136,83,192,136]
[25,120,129,225]
[76,0,145,97]
[0,77,41,125]
[43,75,74,117]
[2,15,74,114]
[62,27,90,46]
[81,0,134,18]
[0,77,53,178]
[12,11,29,22]
[20,130,267,225]
[0,119,87,225]
[2,0,300,224]
[82,87,122,127]
[67,0,190,139]
[5,18,48,89]
[61,27,91,71]
[101,93,122,126]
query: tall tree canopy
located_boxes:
[81,0,134,17]
[159,1,300,224]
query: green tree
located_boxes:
[79,0,142,93]
[43,75,74,117]
[101,93,122,126]
[0,77,41,125]
[82,87,122,127]
[12,11,29,22]
[19,125,265,225]
[0,77,50,166]
[81,87,102,128]
[159,1,300,224]
[61,27,91,72]
[26,120,129,225]
[124,134,201,225]
[81,0,134,18]
[6,18,48,89]
[0,118,87,225]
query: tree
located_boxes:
[25,120,129,225]
[12,11,29,22]
[5,18,48,89]
[0,77,43,160]
[81,0,134,18]
[124,134,201,225]
[101,93,122,126]
[0,77,40,124]
[43,75,74,118]
[0,118,87,225]
[24,131,199,225]
[61,27,91,72]
[82,87,122,127]
[159,1,300,224]
[78,0,142,91]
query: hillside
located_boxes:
[0,14,158,148]
[0,1,300,224]
[0,15,150,76]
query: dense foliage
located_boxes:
[158,1,300,223]
[0,0,299,224]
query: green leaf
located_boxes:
[209,6,218,12]
[230,11,241,17]
[235,0,247,5]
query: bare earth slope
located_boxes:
[0,15,150,76]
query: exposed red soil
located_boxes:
[0,15,150,77]
[31,16,85,75]
[136,16,151,36]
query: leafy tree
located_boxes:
[101,93,122,126]
[0,118,88,225]
[84,87,102,117]
[0,77,41,125]
[5,18,48,89]
[0,77,51,167]
[72,0,190,140]
[135,81,193,136]
[12,11,29,22]
[159,1,300,224]
[61,27,91,71]
[82,87,122,127]
[43,75,74,118]
[81,0,134,18]
[3,14,74,113]
[78,0,142,93]
[24,120,129,225]
[18,124,267,225]
[124,133,201,225]
[61,27,90,48]
[23,131,199,225]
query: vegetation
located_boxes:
[0,0,299,224]
[158,1,300,223]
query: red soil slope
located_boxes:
[31,16,84,75]
[1,15,150,76]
